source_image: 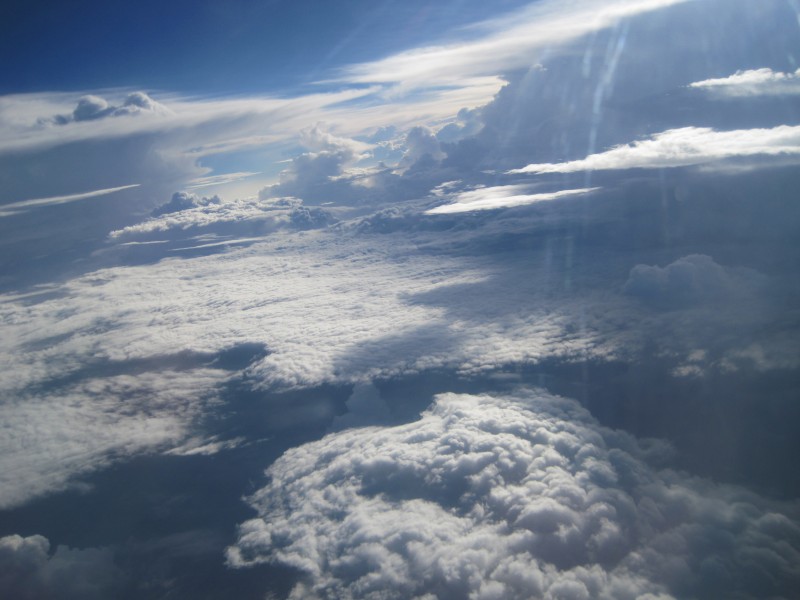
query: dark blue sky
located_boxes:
[0,0,530,94]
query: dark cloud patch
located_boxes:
[0,534,123,600]
[623,254,765,309]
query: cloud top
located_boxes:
[229,388,800,599]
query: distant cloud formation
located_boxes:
[0,534,122,599]
[624,254,764,309]
[509,126,800,174]
[46,91,171,125]
[229,388,800,599]
[690,68,800,97]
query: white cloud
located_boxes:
[109,194,332,239]
[426,186,600,214]
[228,388,800,599]
[690,68,800,96]
[339,0,690,92]
[0,184,140,217]
[509,126,800,174]
[0,368,228,509]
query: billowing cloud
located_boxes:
[228,388,800,599]
[509,126,800,174]
[690,68,800,97]
[401,126,445,166]
[48,91,171,125]
[426,185,599,214]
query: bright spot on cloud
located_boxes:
[508,125,800,174]
[425,185,600,214]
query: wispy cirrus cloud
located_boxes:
[0,184,140,217]
[509,125,800,174]
[339,0,691,91]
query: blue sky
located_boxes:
[0,0,531,94]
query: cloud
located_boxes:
[110,194,334,240]
[426,185,600,214]
[690,68,800,97]
[623,254,765,309]
[0,534,123,599]
[509,126,800,174]
[401,126,445,166]
[151,191,222,216]
[228,388,800,599]
[339,0,690,92]
[49,91,172,125]
[0,184,140,217]
[0,368,229,508]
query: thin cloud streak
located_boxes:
[690,67,800,96]
[0,184,141,216]
[509,125,800,174]
[426,185,600,214]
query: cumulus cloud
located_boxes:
[401,126,445,166]
[623,254,765,309]
[509,126,800,174]
[690,68,800,97]
[151,191,222,216]
[426,185,600,214]
[49,91,171,125]
[260,125,374,203]
[0,534,122,599]
[229,388,800,599]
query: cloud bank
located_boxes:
[229,388,800,599]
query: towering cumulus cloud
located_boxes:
[228,389,800,599]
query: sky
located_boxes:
[1,1,800,598]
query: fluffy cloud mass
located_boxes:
[229,388,800,599]
[509,126,800,174]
